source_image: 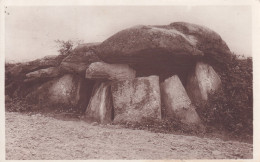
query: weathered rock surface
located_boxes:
[85,62,136,81]
[7,55,65,77]
[74,42,101,53]
[95,22,229,83]
[25,67,63,82]
[171,22,230,54]
[97,22,230,62]
[5,55,67,96]
[186,62,221,103]
[26,74,94,109]
[111,75,161,123]
[85,82,113,123]
[160,75,201,124]
[60,50,101,76]
[27,74,80,105]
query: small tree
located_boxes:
[55,39,83,55]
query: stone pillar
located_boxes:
[186,62,221,104]
[111,75,161,123]
[85,82,113,124]
[160,75,201,125]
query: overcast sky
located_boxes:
[5,6,251,62]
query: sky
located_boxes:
[4,6,252,62]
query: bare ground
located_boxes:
[5,112,253,160]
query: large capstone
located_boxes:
[85,82,113,124]
[186,62,221,104]
[160,75,201,124]
[97,22,230,60]
[85,62,136,81]
[111,75,161,123]
[96,22,230,82]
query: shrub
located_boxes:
[5,97,39,112]
[55,39,83,55]
[199,52,253,136]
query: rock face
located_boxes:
[26,74,93,109]
[98,22,230,61]
[85,82,113,123]
[5,55,66,97]
[74,42,101,53]
[47,74,81,105]
[7,55,65,78]
[186,62,221,103]
[96,22,230,83]
[60,50,101,76]
[85,62,136,81]
[111,76,161,123]
[160,75,201,124]
[25,67,63,82]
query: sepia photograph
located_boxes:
[1,0,259,160]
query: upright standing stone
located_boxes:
[25,74,94,110]
[111,75,161,123]
[47,74,81,105]
[160,75,201,124]
[186,62,221,104]
[85,82,113,124]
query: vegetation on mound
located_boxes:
[55,39,83,55]
[199,51,253,137]
[5,97,82,115]
[5,97,37,112]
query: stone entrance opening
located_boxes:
[103,49,198,85]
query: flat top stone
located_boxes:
[96,22,230,63]
[85,62,136,81]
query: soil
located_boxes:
[5,112,253,160]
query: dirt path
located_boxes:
[5,112,253,160]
